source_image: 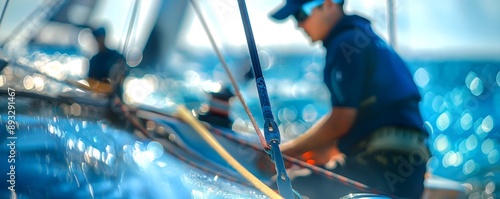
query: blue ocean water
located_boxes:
[408,60,500,197]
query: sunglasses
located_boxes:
[293,1,324,23]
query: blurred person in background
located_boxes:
[261,0,431,198]
[87,26,134,130]
[198,85,235,129]
[87,26,128,96]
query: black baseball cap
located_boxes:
[92,27,106,37]
[270,0,344,20]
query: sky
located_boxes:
[394,0,500,59]
[177,0,500,59]
[0,0,42,43]
[0,0,499,59]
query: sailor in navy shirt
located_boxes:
[322,15,426,154]
[268,0,430,198]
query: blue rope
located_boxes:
[236,0,295,198]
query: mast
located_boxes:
[121,0,141,55]
[387,0,397,48]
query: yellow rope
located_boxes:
[174,105,283,199]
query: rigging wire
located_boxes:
[387,0,397,48]
[0,0,10,30]
[186,1,285,197]
[121,0,141,55]
[188,0,297,197]
[188,0,268,150]
[236,0,294,198]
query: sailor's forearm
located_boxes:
[284,123,342,155]
[281,108,356,156]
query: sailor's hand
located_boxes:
[302,144,345,169]
[280,141,301,158]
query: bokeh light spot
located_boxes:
[462,159,476,175]
[465,72,477,89]
[481,115,494,133]
[469,77,484,96]
[301,104,318,123]
[434,134,450,152]
[436,111,451,131]
[481,139,494,154]
[414,67,430,88]
[23,75,34,90]
[444,151,463,167]
[465,134,478,151]
[496,71,500,86]
[487,149,499,164]
[460,112,473,130]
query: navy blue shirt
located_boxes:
[88,48,124,80]
[322,15,426,153]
